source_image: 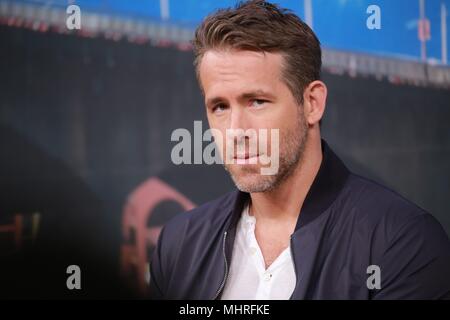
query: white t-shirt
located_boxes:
[220,203,297,300]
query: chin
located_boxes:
[231,173,277,193]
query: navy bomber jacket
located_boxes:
[149,140,450,299]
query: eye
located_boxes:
[212,103,228,114]
[250,99,267,108]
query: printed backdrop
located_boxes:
[0,25,449,298]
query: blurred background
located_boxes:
[0,0,449,298]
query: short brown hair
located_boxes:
[192,0,322,105]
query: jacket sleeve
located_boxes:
[372,213,450,300]
[149,226,167,300]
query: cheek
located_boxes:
[208,114,230,138]
[259,104,299,132]
[207,113,227,130]
[211,130,224,147]
[261,105,301,151]
[209,126,227,158]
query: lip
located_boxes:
[233,154,261,164]
[233,154,259,160]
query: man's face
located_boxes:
[199,49,309,193]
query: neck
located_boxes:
[249,134,323,225]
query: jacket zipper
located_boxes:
[213,231,229,300]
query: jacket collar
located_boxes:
[225,139,350,233]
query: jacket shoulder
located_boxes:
[338,173,448,249]
[162,190,237,234]
[343,173,428,221]
[156,190,238,262]
[149,190,238,298]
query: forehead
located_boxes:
[199,49,285,95]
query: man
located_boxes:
[149,0,450,299]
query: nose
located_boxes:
[228,106,249,143]
[229,106,246,131]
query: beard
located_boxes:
[224,109,309,193]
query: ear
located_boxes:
[303,80,327,126]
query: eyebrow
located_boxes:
[205,90,276,108]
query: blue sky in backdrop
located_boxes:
[14,0,450,63]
